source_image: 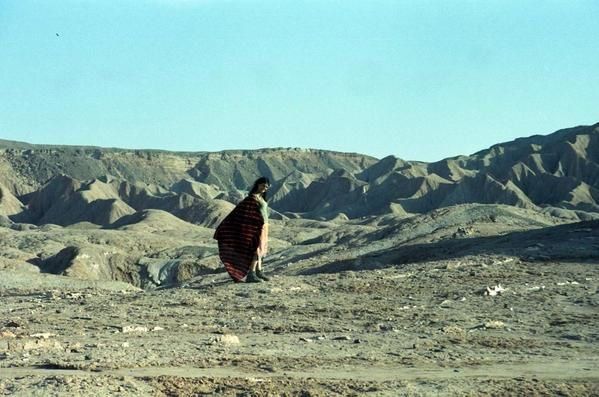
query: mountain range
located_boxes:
[1,122,598,227]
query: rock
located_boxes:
[527,286,545,292]
[214,334,240,345]
[484,320,505,329]
[377,323,396,332]
[120,326,149,333]
[299,337,314,343]
[0,338,63,352]
[484,285,506,296]
[439,299,453,308]
[29,332,57,339]
[442,325,467,342]
[332,335,351,341]
[0,331,16,338]
[151,326,164,332]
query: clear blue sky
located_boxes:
[1,1,598,161]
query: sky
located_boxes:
[1,0,598,162]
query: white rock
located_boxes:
[120,326,149,333]
[439,300,453,308]
[527,286,545,292]
[484,320,505,329]
[485,285,506,296]
[214,334,240,345]
[29,333,57,339]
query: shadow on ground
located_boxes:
[300,220,599,275]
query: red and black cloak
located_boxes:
[213,196,264,282]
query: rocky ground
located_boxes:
[0,205,598,396]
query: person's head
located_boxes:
[249,177,271,200]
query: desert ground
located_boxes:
[1,204,598,396]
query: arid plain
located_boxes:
[1,124,598,396]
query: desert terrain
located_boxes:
[0,124,598,395]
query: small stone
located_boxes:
[151,326,164,332]
[29,333,57,339]
[214,334,240,345]
[527,286,545,292]
[332,336,351,341]
[484,320,505,329]
[439,300,452,308]
[120,326,149,333]
[485,285,506,296]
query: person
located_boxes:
[214,177,271,283]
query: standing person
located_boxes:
[214,177,271,283]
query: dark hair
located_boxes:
[249,177,270,200]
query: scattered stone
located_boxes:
[332,335,351,341]
[5,321,21,328]
[442,326,467,342]
[213,334,240,345]
[29,333,57,339]
[445,261,463,270]
[377,323,397,332]
[0,338,63,352]
[527,286,545,292]
[484,320,505,329]
[120,326,149,333]
[439,299,453,308]
[485,285,506,296]
[258,364,276,373]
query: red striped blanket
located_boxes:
[213,196,264,282]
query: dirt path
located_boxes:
[2,359,597,382]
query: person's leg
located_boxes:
[255,256,270,281]
[246,255,262,282]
